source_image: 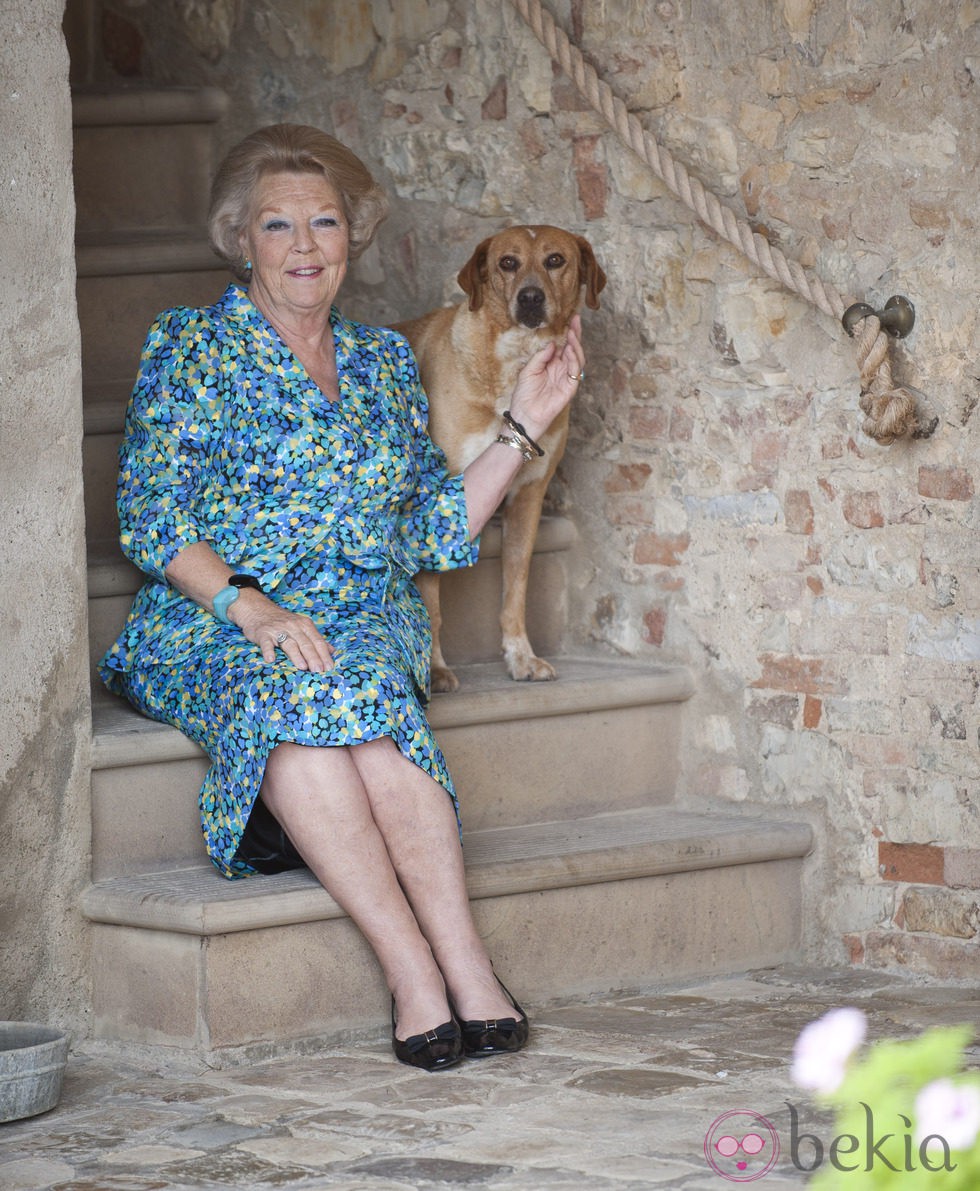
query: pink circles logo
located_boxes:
[705,1110,780,1181]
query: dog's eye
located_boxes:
[498,255,520,272]
[545,253,566,269]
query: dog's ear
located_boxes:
[457,238,494,312]
[576,237,607,310]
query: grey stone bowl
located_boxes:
[0,1023,70,1123]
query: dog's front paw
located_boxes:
[431,664,461,694]
[504,643,557,683]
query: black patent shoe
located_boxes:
[391,1000,463,1071]
[457,978,529,1058]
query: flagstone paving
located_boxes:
[2,966,977,1190]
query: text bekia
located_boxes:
[789,1102,956,1173]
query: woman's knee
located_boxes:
[348,735,421,790]
[262,740,306,785]
[262,741,355,807]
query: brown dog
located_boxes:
[395,225,606,692]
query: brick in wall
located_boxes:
[842,491,885,529]
[752,653,839,696]
[878,841,945,885]
[783,489,814,535]
[917,466,975,501]
[633,532,690,566]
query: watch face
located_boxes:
[229,574,262,590]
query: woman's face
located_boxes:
[240,170,350,324]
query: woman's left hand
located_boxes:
[507,314,586,442]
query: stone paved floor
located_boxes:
[2,966,978,1190]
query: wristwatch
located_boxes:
[213,574,263,624]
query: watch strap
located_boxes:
[212,585,241,625]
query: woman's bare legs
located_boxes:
[348,737,515,1023]
[260,737,515,1040]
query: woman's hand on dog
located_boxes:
[508,314,585,441]
[461,314,585,540]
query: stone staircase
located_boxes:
[75,87,814,1062]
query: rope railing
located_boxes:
[507,0,927,443]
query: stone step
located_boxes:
[77,235,227,548]
[73,88,228,234]
[80,806,812,1058]
[72,86,231,128]
[75,232,223,279]
[89,656,694,880]
[77,238,229,390]
[86,515,577,685]
[83,384,133,435]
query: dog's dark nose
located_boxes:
[516,286,546,327]
[517,286,545,310]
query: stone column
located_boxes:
[0,1,91,1029]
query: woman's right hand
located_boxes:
[228,589,335,672]
[506,313,585,441]
[164,543,334,673]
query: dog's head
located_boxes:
[456,225,606,333]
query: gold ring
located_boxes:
[568,370,585,381]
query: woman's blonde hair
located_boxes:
[208,124,389,280]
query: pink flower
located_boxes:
[915,1079,980,1152]
[791,1007,867,1094]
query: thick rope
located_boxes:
[508,0,921,442]
[854,316,918,444]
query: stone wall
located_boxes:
[0,0,91,1025]
[73,0,979,977]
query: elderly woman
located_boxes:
[99,124,585,1072]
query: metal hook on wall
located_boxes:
[842,295,916,340]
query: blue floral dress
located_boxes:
[100,285,478,879]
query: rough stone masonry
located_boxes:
[73,0,980,981]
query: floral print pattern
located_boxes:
[100,285,477,879]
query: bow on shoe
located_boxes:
[391,1001,463,1072]
[456,977,530,1057]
